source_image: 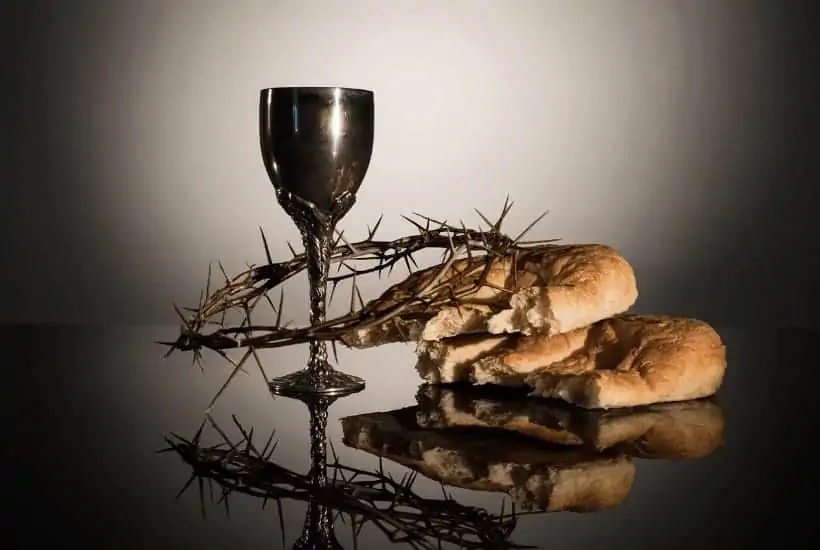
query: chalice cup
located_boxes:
[259,86,374,397]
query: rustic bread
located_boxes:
[341,406,635,512]
[415,315,727,409]
[415,386,725,459]
[342,244,638,347]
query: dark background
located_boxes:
[2,1,819,548]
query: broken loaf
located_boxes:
[415,314,727,409]
[342,244,639,347]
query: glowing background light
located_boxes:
[1,0,817,329]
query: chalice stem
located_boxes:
[302,224,333,371]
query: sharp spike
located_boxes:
[474,208,493,229]
[259,227,273,265]
[204,350,252,412]
[204,263,213,301]
[328,279,340,305]
[401,214,426,233]
[493,195,514,231]
[275,289,284,327]
[367,214,384,239]
[512,210,549,244]
[217,261,230,284]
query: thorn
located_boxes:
[335,229,359,254]
[367,214,383,239]
[460,220,473,261]
[217,261,230,285]
[174,473,198,500]
[172,304,191,329]
[406,251,419,269]
[261,428,277,458]
[446,226,457,255]
[512,249,520,291]
[265,439,279,460]
[221,491,231,518]
[402,254,413,275]
[192,416,207,444]
[329,279,340,306]
[412,211,447,228]
[198,477,206,520]
[276,499,286,547]
[205,350,253,411]
[160,340,177,358]
[401,214,426,233]
[275,289,284,328]
[259,227,273,265]
[512,210,549,244]
[286,241,298,258]
[250,348,268,383]
[262,291,277,313]
[493,195,514,231]
[349,274,358,314]
[474,208,493,229]
[205,263,213,303]
[332,229,344,249]
[354,282,365,310]
[448,286,464,318]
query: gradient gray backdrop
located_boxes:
[2,0,818,327]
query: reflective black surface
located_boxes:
[2,325,817,548]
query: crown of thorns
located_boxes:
[160,197,555,410]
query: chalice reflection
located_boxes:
[259,86,374,397]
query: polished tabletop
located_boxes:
[1,324,815,548]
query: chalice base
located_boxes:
[268,362,365,398]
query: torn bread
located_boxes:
[341,406,635,512]
[342,244,638,347]
[415,386,725,459]
[415,314,727,409]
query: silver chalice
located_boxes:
[259,86,374,397]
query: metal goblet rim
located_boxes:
[259,85,373,96]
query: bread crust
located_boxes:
[415,315,727,409]
[342,244,638,347]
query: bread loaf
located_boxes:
[415,315,727,409]
[342,244,638,347]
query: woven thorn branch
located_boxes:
[158,197,557,411]
[162,197,556,355]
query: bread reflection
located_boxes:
[341,406,635,513]
[415,385,726,460]
[341,389,725,514]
